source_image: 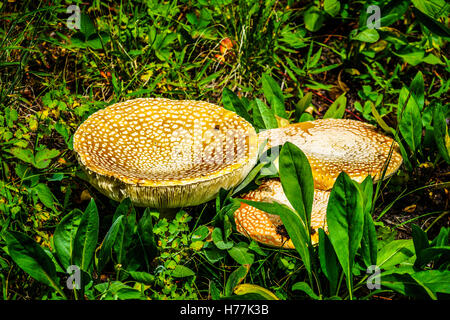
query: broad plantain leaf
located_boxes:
[6,231,60,291]
[225,264,250,296]
[318,229,339,295]
[432,102,450,164]
[97,215,124,273]
[234,284,279,300]
[398,87,422,153]
[326,172,364,296]
[54,209,83,269]
[279,142,314,229]
[72,199,99,273]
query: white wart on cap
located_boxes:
[234,179,330,248]
[258,119,403,190]
[73,98,259,208]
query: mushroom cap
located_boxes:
[258,119,403,190]
[73,98,258,208]
[234,179,330,248]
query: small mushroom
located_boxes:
[236,118,403,248]
[73,98,259,208]
[258,119,403,190]
[234,179,330,247]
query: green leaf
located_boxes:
[5,231,61,293]
[377,239,415,270]
[395,136,413,171]
[228,245,254,265]
[377,1,409,27]
[432,102,450,164]
[352,29,380,43]
[54,122,72,150]
[171,265,195,278]
[279,142,314,228]
[112,199,137,267]
[261,73,288,119]
[225,265,249,296]
[252,98,278,130]
[393,48,426,66]
[432,227,449,247]
[97,215,124,273]
[34,183,55,209]
[54,209,83,269]
[261,73,285,104]
[222,88,252,123]
[411,270,450,298]
[380,272,428,298]
[234,284,279,300]
[294,92,312,122]
[7,147,34,164]
[34,148,60,169]
[324,0,341,17]
[5,107,18,128]
[304,6,325,32]
[326,172,364,297]
[411,0,449,20]
[232,162,267,196]
[264,87,288,120]
[370,101,395,134]
[318,229,339,295]
[307,47,322,69]
[127,271,155,284]
[360,176,377,268]
[72,199,99,273]
[191,225,210,241]
[309,63,340,75]
[422,53,445,65]
[95,281,145,300]
[112,198,133,221]
[79,13,97,38]
[115,287,147,300]
[412,7,450,38]
[299,113,315,122]
[212,227,233,250]
[409,71,425,111]
[323,94,347,119]
[411,224,430,256]
[135,208,158,269]
[204,246,227,263]
[292,282,320,300]
[398,87,422,153]
[415,247,450,269]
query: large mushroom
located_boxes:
[73,98,259,208]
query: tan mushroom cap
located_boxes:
[234,179,330,248]
[258,119,403,190]
[73,98,259,208]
